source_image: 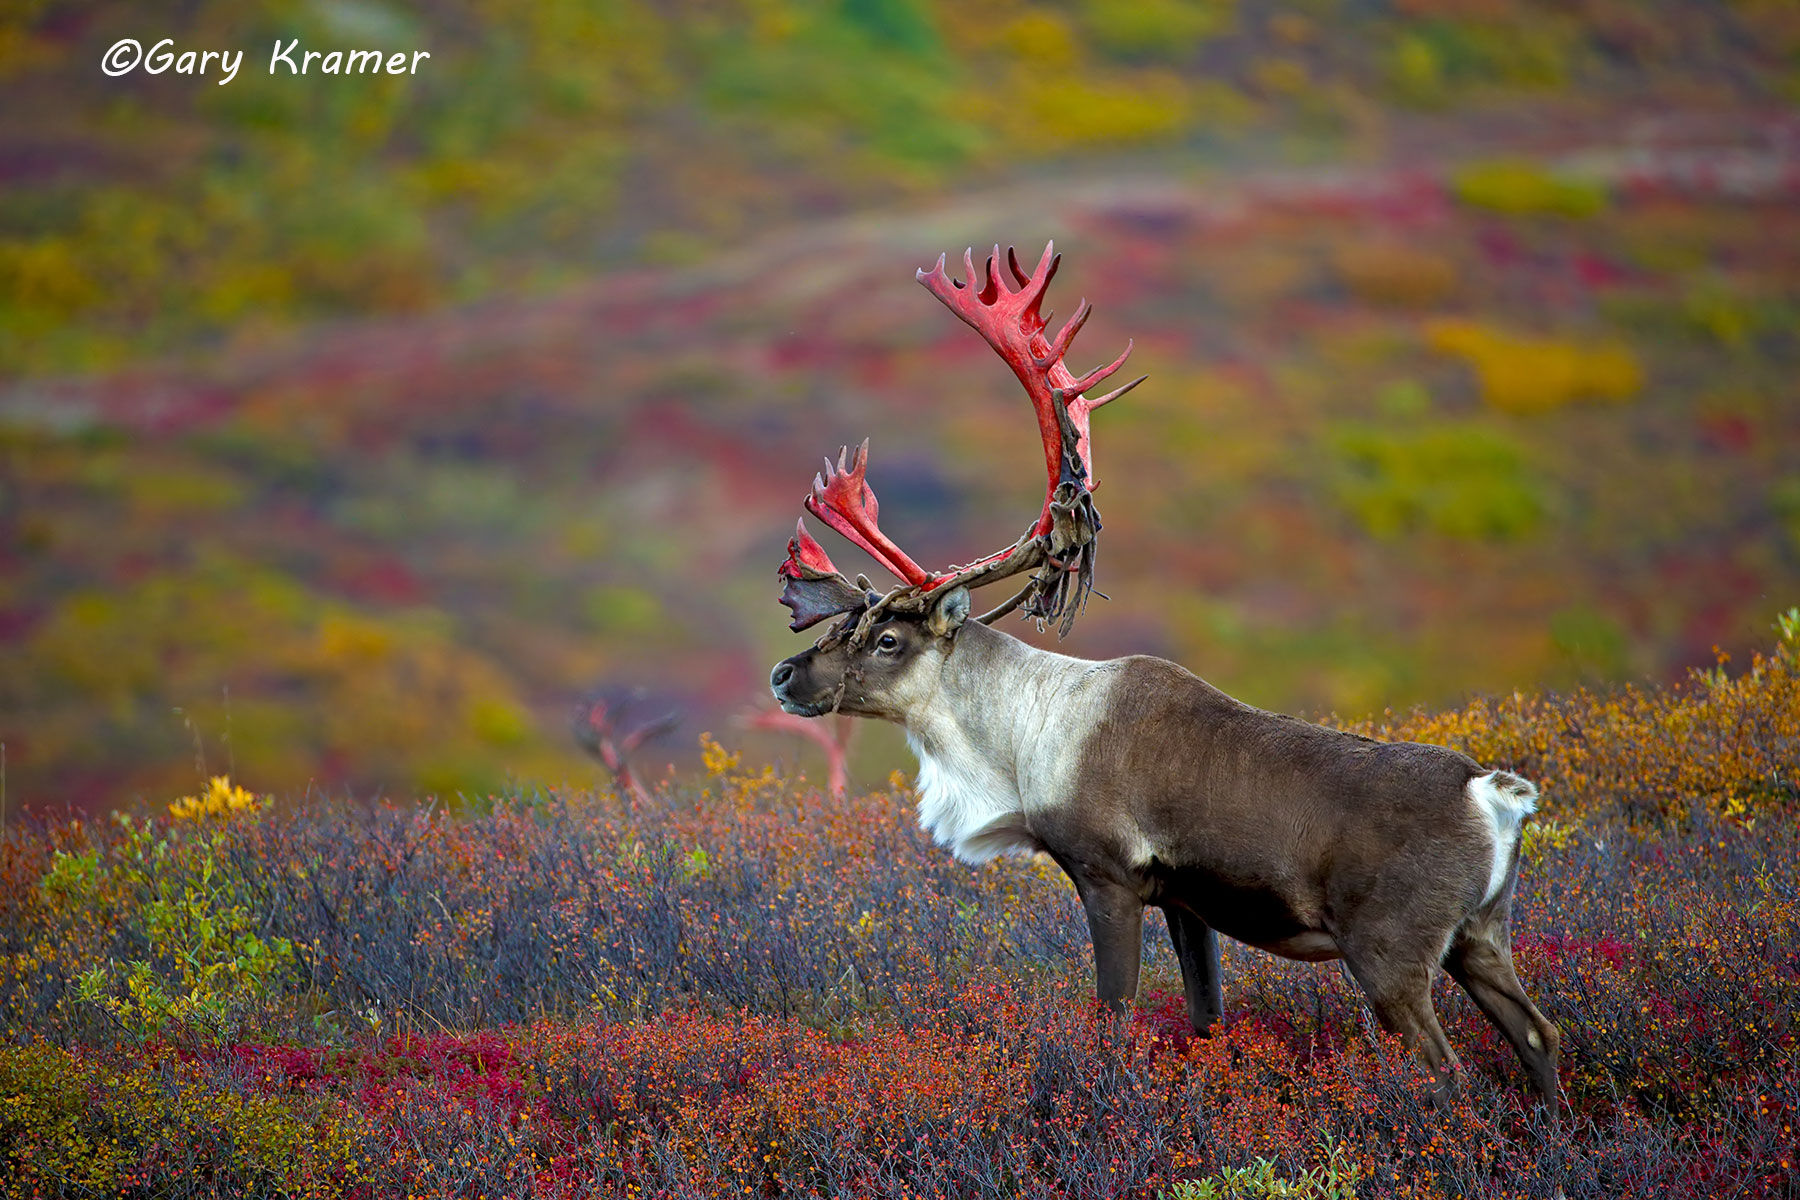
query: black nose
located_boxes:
[770,661,795,690]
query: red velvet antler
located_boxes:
[573,691,678,803]
[805,440,939,587]
[917,242,1142,536]
[777,243,1143,640]
[777,440,957,631]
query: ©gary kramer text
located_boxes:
[102,39,431,84]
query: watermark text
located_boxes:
[102,39,430,84]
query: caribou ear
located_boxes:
[926,586,972,638]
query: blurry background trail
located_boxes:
[1,0,1797,808]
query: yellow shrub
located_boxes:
[700,732,741,777]
[1425,320,1643,413]
[1350,609,1800,828]
[169,775,261,821]
[0,237,101,312]
[0,1043,367,1198]
[1002,12,1080,68]
[1452,159,1609,218]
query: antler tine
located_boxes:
[786,517,837,575]
[620,708,680,754]
[979,245,1004,304]
[1005,245,1031,289]
[1037,299,1091,371]
[805,439,936,588]
[917,240,1131,537]
[1067,337,1135,399]
[1084,370,1148,412]
[1014,242,1059,329]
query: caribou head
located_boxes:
[772,242,1140,719]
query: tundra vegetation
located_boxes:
[1,612,1796,1197]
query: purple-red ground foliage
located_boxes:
[2,629,1796,1198]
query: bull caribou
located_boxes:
[768,244,1560,1102]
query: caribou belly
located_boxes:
[1246,930,1342,962]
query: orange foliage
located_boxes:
[1348,618,1800,827]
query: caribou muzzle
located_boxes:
[769,651,834,718]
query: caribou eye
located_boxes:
[875,632,900,651]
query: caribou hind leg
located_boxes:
[1165,906,1223,1033]
[1445,911,1562,1103]
[1340,944,1464,1103]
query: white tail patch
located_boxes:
[1467,770,1539,904]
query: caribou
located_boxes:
[768,244,1560,1103]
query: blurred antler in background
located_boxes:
[572,688,680,804]
[743,707,855,799]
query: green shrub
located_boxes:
[1079,0,1235,60]
[1328,420,1547,541]
[1167,1141,1361,1198]
[42,780,298,1044]
[1768,477,1800,552]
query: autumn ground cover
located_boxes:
[1,615,1795,1198]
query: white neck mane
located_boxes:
[906,727,1037,863]
[902,624,1116,864]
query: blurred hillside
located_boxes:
[7,0,1798,376]
[2,0,1798,808]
